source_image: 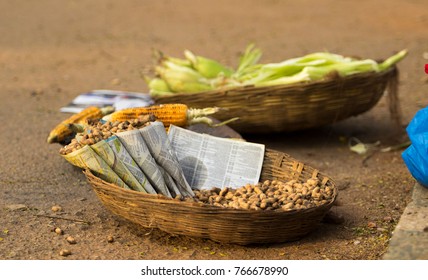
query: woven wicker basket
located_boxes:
[152,66,399,133]
[84,149,337,245]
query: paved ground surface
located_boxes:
[0,0,427,261]
[384,183,428,259]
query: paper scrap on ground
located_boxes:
[60,90,154,113]
[168,125,265,190]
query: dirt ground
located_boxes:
[1,0,427,260]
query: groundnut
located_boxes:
[311,187,320,198]
[230,201,240,209]
[250,205,261,211]
[285,185,293,193]
[59,249,71,257]
[302,187,309,196]
[239,202,250,210]
[254,186,263,195]
[237,197,246,204]
[307,178,319,187]
[266,197,278,204]
[199,196,208,202]
[192,177,334,211]
[225,192,234,200]
[104,123,112,130]
[278,196,287,203]
[250,199,260,207]
[293,183,303,189]
[282,202,294,210]
[219,187,229,197]
[261,185,269,193]
[248,196,260,204]
[292,193,302,202]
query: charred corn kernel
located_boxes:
[102,104,232,127]
[67,123,86,133]
[47,106,114,144]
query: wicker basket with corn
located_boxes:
[146,45,407,133]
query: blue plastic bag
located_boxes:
[402,106,428,188]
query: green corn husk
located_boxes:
[184,50,234,79]
[251,50,408,87]
[164,56,193,68]
[254,59,380,87]
[247,52,354,84]
[147,77,172,93]
[234,44,262,79]
[378,49,408,71]
[146,45,408,93]
[146,77,176,97]
[155,61,213,93]
[153,49,193,68]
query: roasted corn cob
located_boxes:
[47,106,114,144]
[102,104,237,127]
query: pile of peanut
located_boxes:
[191,178,334,211]
[59,114,155,155]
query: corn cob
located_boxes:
[155,61,213,93]
[184,49,233,79]
[147,77,172,93]
[47,106,114,144]
[102,104,238,127]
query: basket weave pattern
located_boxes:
[153,67,398,133]
[84,149,337,245]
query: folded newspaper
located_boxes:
[168,125,265,190]
[62,121,265,197]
